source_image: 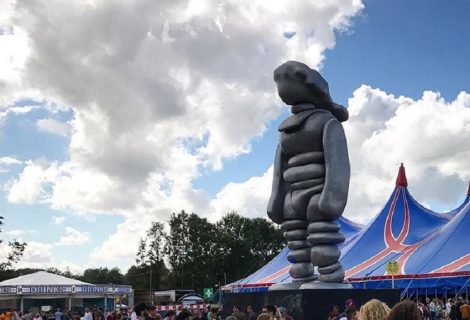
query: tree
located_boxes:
[81,267,124,284]
[133,221,169,291]
[0,216,26,271]
[129,210,284,294]
[166,211,221,292]
[215,212,284,284]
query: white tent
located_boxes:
[0,271,132,311]
[0,271,90,286]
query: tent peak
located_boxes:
[396,163,408,187]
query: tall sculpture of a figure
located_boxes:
[268,61,350,290]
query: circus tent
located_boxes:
[223,165,470,296]
[224,213,364,292]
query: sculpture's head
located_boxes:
[273,61,348,122]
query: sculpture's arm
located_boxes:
[318,119,350,219]
[267,144,287,224]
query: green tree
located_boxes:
[130,210,284,295]
[166,211,222,292]
[81,267,124,284]
[133,222,169,291]
[215,212,284,284]
[0,216,26,271]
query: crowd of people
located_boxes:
[1,296,470,320]
[326,297,470,320]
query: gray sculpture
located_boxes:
[267,61,350,290]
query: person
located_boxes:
[231,306,246,320]
[456,298,465,320]
[192,309,203,320]
[175,312,190,320]
[132,303,147,320]
[256,315,269,320]
[278,307,288,320]
[54,309,62,320]
[345,308,358,320]
[328,305,340,320]
[84,309,93,320]
[33,314,42,320]
[246,307,256,320]
[429,299,437,320]
[163,311,175,320]
[387,300,422,320]
[435,300,444,320]
[147,306,159,320]
[450,300,459,320]
[261,305,279,320]
[339,300,356,320]
[460,300,470,320]
[446,300,453,319]
[359,299,390,320]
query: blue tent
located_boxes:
[341,165,451,279]
[353,199,470,297]
[224,165,470,295]
[224,216,363,292]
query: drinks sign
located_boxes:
[22,286,72,294]
[0,286,17,295]
[0,285,132,296]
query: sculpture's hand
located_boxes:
[267,144,287,224]
[318,119,350,219]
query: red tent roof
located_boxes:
[396,163,408,187]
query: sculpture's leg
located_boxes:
[300,194,352,289]
[307,220,345,282]
[284,220,316,281]
[268,219,316,291]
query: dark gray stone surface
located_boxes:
[267,61,350,289]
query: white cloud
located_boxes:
[55,226,90,246]
[3,0,364,265]
[5,160,58,204]
[0,241,89,273]
[51,216,66,225]
[2,0,468,271]
[0,156,21,165]
[0,156,22,173]
[209,167,273,221]
[0,105,40,126]
[14,241,54,268]
[4,229,35,237]
[37,118,70,136]
[343,86,470,223]
[185,87,470,228]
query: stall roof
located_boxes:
[0,271,90,286]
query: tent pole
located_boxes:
[20,296,24,313]
[105,296,108,310]
[69,297,72,310]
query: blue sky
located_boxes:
[0,0,469,272]
[194,0,470,198]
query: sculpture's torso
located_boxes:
[279,109,333,156]
[278,107,335,220]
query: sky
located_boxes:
[0,0,469,273]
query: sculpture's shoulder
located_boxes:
[278,109,334,132]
